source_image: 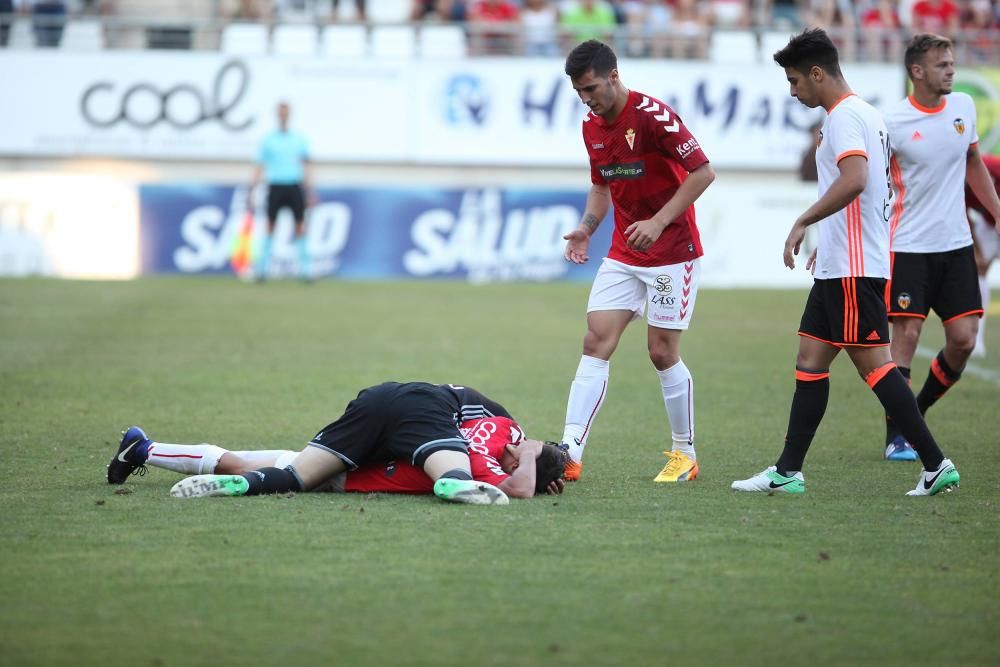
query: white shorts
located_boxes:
[971,211,1000,264]
[587,257,702,330]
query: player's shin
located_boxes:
[562,355,609,462]
[242,466,305,495]
[867,364,945,471]
[775,367,830,475]
[146,443,228,475]
[915,351,961,415]
[657,359,695,460]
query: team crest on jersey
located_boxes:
[897,292,912,310]
[953,118,965,135]
[625,128,636,151]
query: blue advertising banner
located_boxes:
[139,184,614,282]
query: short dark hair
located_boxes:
[536,442,570,494]
[773,28,842,78]
[904,33,953,79]
[564,40,618,79]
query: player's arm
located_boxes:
[966,144,1000,228]
[625,162,715,251]
[564,183,611,264]
[495,439,544,499]
[247,164,263,208]
[784,154,867,269]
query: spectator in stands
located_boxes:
[959,0,999,62]
[621,0,671,56]
[760,0,803,28]
[860,0,903,61]
[910,0,960,35]
[559,0,617,46]
[521,0,559,56]
[669,0,710,58]
[229,0,266,21]
[1,0,14,47]
[468,0,518,55]
[330,0,365,21]
[706,0,750,28]
[17,0,68,47]
[412,0,466,22]
[806,0,856,60]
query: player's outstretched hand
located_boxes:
[625,218,664,252]
[783,221,807,269]
[563,228,591,264]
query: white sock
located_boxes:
[562,355,610,462]
[977,276,989,352]
[146,442,228,475]
[657,359,696,460]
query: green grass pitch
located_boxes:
[1,277,997,666]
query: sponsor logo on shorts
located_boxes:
[654,274,672,294]
[675,138,700,160]
[598,161,645,180]
[897,292,911,310]
[651,295,675,306]
[953,118,965,135]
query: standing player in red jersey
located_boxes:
[966,154,1000,357]
[558,40,716,483]
[107,416,567,499]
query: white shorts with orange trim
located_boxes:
[587,257,701,330]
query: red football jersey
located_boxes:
[583,89,710,267]
[966,154,1000,223]
[342,416,524,494]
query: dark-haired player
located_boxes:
[108,415,566,499]
[558,39,716,483]
[731,28,959,496]
[879,34,1000,460]
[109,382,522,505]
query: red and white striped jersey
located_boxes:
[813,94,892,279]
[885,93,978,253]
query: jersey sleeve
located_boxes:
[469,451,509,486]
[646,104,709,172]
[829,107,869,164]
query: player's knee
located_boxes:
[216,453,254,475]
[947,330,978,358]
[582,329,615,358]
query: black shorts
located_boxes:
[307,382,469,470]
[887,245,983,323]
[266,184,305,224]
[798,277,890,347]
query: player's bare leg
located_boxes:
[561,309,632,479]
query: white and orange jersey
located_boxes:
[813,94,892,279]
[885,93,978,253]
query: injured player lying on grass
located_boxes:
[109,413,566,502]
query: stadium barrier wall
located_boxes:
[0,50,910,169]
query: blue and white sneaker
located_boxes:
[107,426,151,484]
[884,435,919,461]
